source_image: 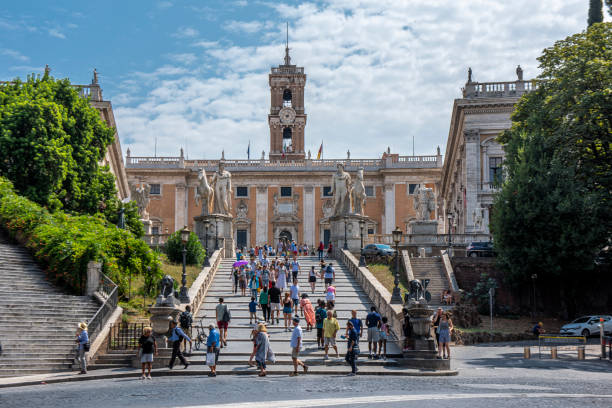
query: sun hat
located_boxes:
[78,322,88,330]
[257,323,267,332]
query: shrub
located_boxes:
[165,230,205,266]
[0,177,161,295]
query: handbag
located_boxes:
[206,352,216,366]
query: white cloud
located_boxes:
[167,53,197,65]
[1,48,29,62]
[172,26,199,38]
[116,0,588,160]
[157,1,173,9]
[48,28,66,39]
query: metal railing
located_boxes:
[108,323,146,350]
[87,273,118,340]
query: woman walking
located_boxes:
[255,324,274,376]
[239,266,247,296]
[139,326,157,379]
[437,312,453,359]
[282,292,293,331]
[276,263,287,291]
[260,287,270,323]
[249,274,260,301]
[308,266,317,293]
[300,294,315,331]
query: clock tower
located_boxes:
[268,38,307,161]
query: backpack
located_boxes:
[83,341,91,352]
[221,305,231,322]
[179,311,192,328]
[316,308,326,323]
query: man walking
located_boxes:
[315,300,327,350]
[291,258,300,282]
[366,306,381,359]
[347,310,363,339]
[323,310,340,359]
[168,320,191,369]
[206,324,220,377]
[269,281,281,325]
[215,298,231,347]
[323,262,335,291]
[289,317,308,376]
[345,320,359,376]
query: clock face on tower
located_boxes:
[279,107,296,125]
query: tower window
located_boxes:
[283,127,293,152]
[280,187,292,197]
[283,89,292,107]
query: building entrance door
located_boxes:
[236,229,247,250]
[323,229,331,246]
[279,230,292,242]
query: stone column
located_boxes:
[255,186,268,245]
[303,186,315,246]
[464,129,480,233]
[384,183,395,234]
[175,182,186,231]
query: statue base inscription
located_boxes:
[329,214,370,254]
[194,213,235,258]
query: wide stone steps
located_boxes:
[0,235,100,377]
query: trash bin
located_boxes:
[523,346,531,359]
[577,346,585,360]
[551,346,558,359]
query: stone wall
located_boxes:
[338,249,404,345]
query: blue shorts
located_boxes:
[292,298,299,307]
[283,306,293,314]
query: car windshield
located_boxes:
[571,317,590,324]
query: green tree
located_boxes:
[607,0,612,16]
[588,0,604,26]
[166,230,205,266]
[0,75,116,214]
[492,24,611,316]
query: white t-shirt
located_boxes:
[290,325,303,348]
[290,284,300,300]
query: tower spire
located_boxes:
[284,21,291,66]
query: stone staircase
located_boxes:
[178,256,403,373]
[0,232,100,377]
[410,257,449,305]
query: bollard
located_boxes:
[523,346,531,359]
[551,346,558,359]
[577,346,585,360]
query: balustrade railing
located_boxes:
[463,80,539,99]
[108,323,146,350]
[367,233,492,246]
[88,273,118,340]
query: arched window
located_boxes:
[282,127,292,152]
[283,89,292,107]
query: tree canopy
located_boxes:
[492,23,611,315]
[589,0,604,26]
[0,74,142,237]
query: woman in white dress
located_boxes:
[276,263,287,291]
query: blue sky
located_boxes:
[0,0,601,160]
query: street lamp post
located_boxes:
[343,216,349,250]
[179,226,191,303]
[203,221,211,267]
[390,226,403,304]
[447,212,453,256]
[358,219,366,267]
[531,274,537,318]
[214,219,219,250]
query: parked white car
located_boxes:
[559,315,612,337]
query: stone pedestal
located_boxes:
[194,213,235,258]
[409,220,439,253]
[329,214,370,254]
[142,219,152,235]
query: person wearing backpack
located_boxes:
[179,305,194,354]
[215,297,231,347]
[315,300,327,350]
[168,320,191,369]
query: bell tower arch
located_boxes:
[269,26,307,161]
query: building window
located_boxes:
[283,89,292,107]
[322,186,333,197]
[489,157,504,185]
[408,183,420,195]
[367,228,374,235]
[365,186,375,197]
[282,127,293,152]
[236,186,248,197]
[150,184,161,195]
[280,186,292,197]
[152,226,159,235]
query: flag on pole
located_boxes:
[247,140,250,160]
[316,141,323,159]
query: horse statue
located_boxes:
[195,169,214,216]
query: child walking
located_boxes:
[249,296,258,324]
[378,316,389,360]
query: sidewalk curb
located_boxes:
[0,368,459,389]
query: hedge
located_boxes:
[0,177,161,295]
